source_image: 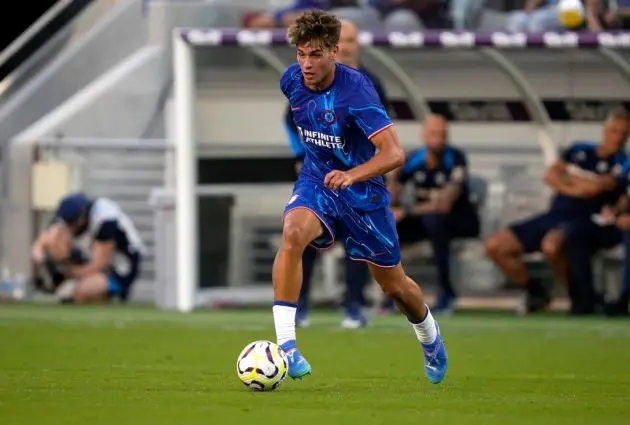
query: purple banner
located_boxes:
[180,29,630,48]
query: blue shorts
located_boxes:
[509,211,589,253]
[283,180,401,267]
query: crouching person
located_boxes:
[32,193,145,303]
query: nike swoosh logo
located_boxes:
[291,106,301,111]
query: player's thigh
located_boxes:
[74,273,109,302]
[484,227,524,258]
[340,207,401,267]
[283,181,337,249]
[540,228,566,259]
[282,208,325,247]
[505,212,563,254]
[396,215,428,245]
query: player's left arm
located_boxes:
[324,77,404,189]
[67,220,116,278]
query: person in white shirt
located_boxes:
[32,193,145,303]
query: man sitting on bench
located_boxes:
[389,114,480,315]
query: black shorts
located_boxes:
[509,211,589,253]
[396,212,480,245]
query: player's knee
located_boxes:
[378,278,405,299]
[541,236,563,261]
[371,265,408,299]
[484,234,503,259]
[484,231,518,259]
[281,223,312,254]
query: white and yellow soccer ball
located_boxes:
[236,340,289,391]
[558,0,585,28]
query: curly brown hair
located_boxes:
[287,10,341,50]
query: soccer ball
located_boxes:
[558,0,585,28]
[236,340,289,391]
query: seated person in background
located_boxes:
[564,155,630,316]
[372,0,443,30]
[246,0,364,28]
[602,189,630,317]
[485,111,629,314]
[389,114,480,315]
[506,0,564,32]
[587,0,630,30]
[562,196,624,315]
[285,19,388,329]
[32,193,145,304]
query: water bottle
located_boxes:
[12,273,26,301]
[1,267,13,299]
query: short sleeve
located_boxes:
[94,220,118,242]
[617,160,630,184]
[612,152,628,177]
[560,144,578,163]
[348,76,393,139]
[363,70,389,108]
[280,65,298,99]
[284,104,305,159]
[450,149,468,183]
[398,149,426,183]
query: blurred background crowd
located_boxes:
[242,0,630,32]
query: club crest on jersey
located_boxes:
[319,109,337,127]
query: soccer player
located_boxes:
[285,19,388,329]
[485,111,628,313]
[274,10,447,384]
[390,114,480,315]
[32,192,145,303]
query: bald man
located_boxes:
[283,19,389,329]
[389,115,480,315]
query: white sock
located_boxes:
[273,303,297,346]
[410,306,437,344]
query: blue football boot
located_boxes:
[421,323,448,384]
[280,340,312,379]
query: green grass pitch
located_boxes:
[1,304,629,425]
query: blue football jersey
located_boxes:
[280,62,393,211]
[550,141,626,215]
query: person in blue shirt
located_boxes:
[273,10,447,384]
[563,130,630,315]
[485,111,629,314]
[600,158,630,316]
[285,19,388,329]
[389,114,480,315]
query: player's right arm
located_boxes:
[284,105,305,173]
